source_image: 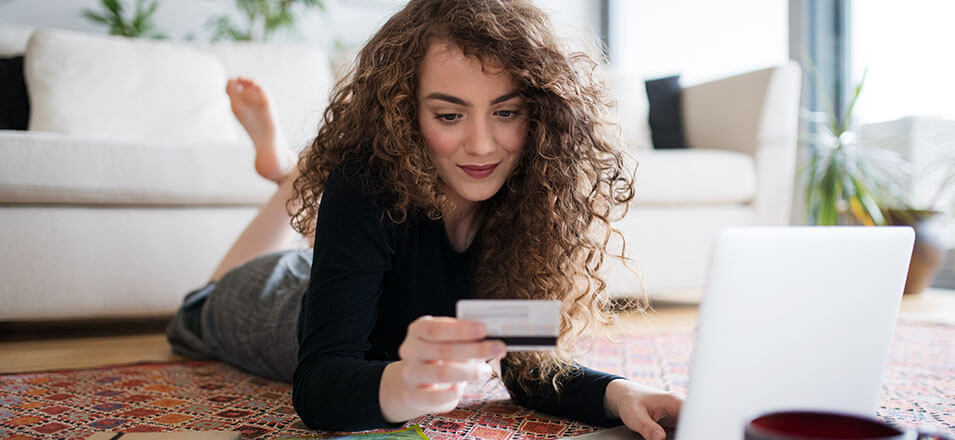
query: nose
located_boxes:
[464,117,495,156]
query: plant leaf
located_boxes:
[839,69,867,135]
[851,174,885,225]
[81,10,110,25]
[104,0,123,16]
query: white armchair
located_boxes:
[602,62,802,303]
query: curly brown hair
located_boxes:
[288,0,643,396]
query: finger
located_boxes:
[402,360,493,385]
[408,316,486,342]
[407,339,506,362]
[646,393,683,427]
[623,405,667,440]
[430,341,507,361]
[405,381,465,411]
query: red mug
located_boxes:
[745,411,951,440]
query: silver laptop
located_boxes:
[570,226,915,440]
[675,226,914,438]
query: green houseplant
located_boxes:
[81,0,166,39]
[208,0,326,42]
[801,71,912,226]
[800,71,950,293]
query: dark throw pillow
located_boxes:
[645,75,686,149]
[0,56,30,130]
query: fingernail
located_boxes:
[653,430,666,440]
[493,342,507,355]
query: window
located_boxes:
[850,0,955,250]
[851,0,955,123]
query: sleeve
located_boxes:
[292,166,401,431]
[500,357,626,427]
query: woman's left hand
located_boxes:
[604,379,683,440]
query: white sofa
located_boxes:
[0,24,800,320]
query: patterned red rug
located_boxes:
[1,322,952,440]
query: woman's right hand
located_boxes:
[379,316,507,423]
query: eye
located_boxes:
[496,110,521,119]
[436,113,461,123]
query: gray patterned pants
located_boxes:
[165,249,312,383]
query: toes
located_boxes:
[227,77,264,97]
[237,78,257,90]
[226,78,248,96]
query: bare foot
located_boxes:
[226,77,295,184]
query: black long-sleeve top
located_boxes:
[293,161,625,431]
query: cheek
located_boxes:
[501,120,528,154]
[420,119,460,158]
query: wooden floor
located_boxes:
[1,289,952,374]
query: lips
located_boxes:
[458,163,499,178]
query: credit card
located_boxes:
[456,299,561,351]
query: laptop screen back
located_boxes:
[674,226,914,439]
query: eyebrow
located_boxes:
[425,90,522,106]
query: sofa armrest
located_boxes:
[682,61,802,225]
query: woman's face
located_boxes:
[417,40,528,205]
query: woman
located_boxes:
[167,0,682,438]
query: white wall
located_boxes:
[0,0,235,40]
[610,0,789,84]
[0,0,398,54]
[2,0,786,85]
[0,0,598,56]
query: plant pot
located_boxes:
[884,209,946,294]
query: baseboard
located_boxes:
[0,316,172,342]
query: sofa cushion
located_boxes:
[24,28,238,144]
[0,23,33,56]
[196,41,334,152]
[645,75,686,149]
[0,130,273,205]
[0,56,29,130]
[631,149,756,205]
